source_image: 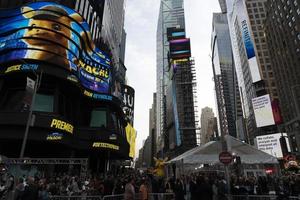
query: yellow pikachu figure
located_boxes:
[153,157,168,177]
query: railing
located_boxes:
[49,193,175,200]
[231,195,300,200]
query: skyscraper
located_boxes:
[265,0,300,156]
[156,0,197,157]
[200,107,216,145]
[227,0,263,144]
[212,12,244,140]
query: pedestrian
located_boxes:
[124,177,135,200]
[139,178,148,200]
[22,176,39,200]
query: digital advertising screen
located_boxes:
[169,38,191,59]
[252,94,275,127]
[167,27,186,41]
[0,2,111,93]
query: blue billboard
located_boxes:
[0,2,111,93]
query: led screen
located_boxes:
[252,94,275,127]
[169,38,191,59]
[0,2,111,93]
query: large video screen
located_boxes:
[0,2,111,93]
[169,38,191,59]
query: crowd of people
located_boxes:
[0,168,299,200]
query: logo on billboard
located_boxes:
[46,132,63,141]
[50,118,73,134]
[92,142,119,150]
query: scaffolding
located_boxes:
[1,158,88,180]
[173,58,199,149]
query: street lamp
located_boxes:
[19,68,42,158]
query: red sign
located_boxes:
[219,151,233,165]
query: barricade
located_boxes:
[49,195,102,200]
[102,194,125,200]
[148,193,175,200]
[231,195,300,200]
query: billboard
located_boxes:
[236,0,261,83]
[122,85,135,125]
[252,94,275,127]
[169,38,191,59]
[167,27,186,41]
[0,2,111,93]
[256,133,290,158]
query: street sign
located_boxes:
[219,151,233,165]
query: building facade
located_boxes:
[156,0,197,158]
[0,0,133,172]
[265,0,300,156]
[212,12,244,140]
[200,107,216,145]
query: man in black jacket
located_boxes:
[22,177,39,200]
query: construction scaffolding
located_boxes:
[173,57,199,150]
[1,158,88,180]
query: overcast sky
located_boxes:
[124,0,221,158]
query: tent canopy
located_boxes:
[167,135,279,165]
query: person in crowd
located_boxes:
[139,178,148,200]
[13,177,25,200]
[22,176,39,200]
[174,178,185,200]
[124,177,135,200]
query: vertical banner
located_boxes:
[122,85,135,125]
[236,0,261,83]
[22,77,36,111]
[126,123,136,158]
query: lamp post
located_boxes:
[19,71,41,158]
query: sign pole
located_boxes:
[20,73,40,158]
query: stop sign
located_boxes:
[219,151,233,165]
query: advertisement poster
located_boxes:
[252,94,275,127]
[0,2,111,93]
[236,0,261,83]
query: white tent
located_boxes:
[167,135,279,165]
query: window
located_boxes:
[33,94,54,112]
[90,109,107,128]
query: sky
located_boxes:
[124,0,221,158]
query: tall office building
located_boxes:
[245,0,278,100]
[0,0,133,172]
[200,107,216,145]
[156,0,197,157]
[212,12,244,140]
[265,0,300,156]
[227,0,264,144]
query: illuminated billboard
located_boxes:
[169,38,191,59]
[126,123,136,158]
[236,0,261,83]
[167,27,186,41]
[0,2,111,93]
[256,133,290,158]
[252,94,275,127]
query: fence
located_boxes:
[231,195,300,200]
[49,193,175,200]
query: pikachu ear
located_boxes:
[22,6,35,18]
[70,12,83,23]
[163,157,168,162]
[153,157,158,162]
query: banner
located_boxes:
[126,123,136,158]
[0,2,111,93]
[122,85,135,125]
[236,0,261,83]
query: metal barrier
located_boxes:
[49,193,175,200]
[148,193,175,200]
[102,194,125,200]
[231,195,300,200]
[49,195,102,200]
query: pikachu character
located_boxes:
[153,157,168,178]
[21,5,83,70]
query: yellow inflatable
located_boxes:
[152,157,168,177]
